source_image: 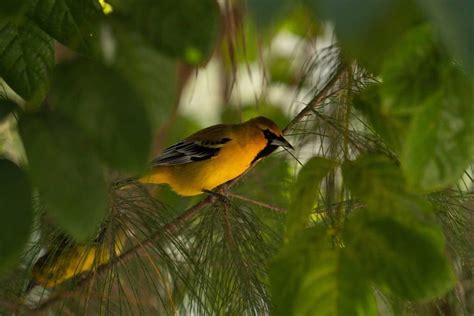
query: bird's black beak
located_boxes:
[270,135,294,150]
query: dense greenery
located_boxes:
[0,0,472,314]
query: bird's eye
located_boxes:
[263,129,275,139]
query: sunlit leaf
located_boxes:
[0,159,33,272]
[19,112,107,240]
[271,227,377,316]
[50,60,152,173]
[286,157,337,240]
[0,20,54,105]
[26,0,103,53]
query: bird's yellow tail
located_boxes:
[137,167,168,185]
[113,168,168,189]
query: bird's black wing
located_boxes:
[151,138,231,166]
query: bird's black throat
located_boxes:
[251,144,278,164]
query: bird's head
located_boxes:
[248,116,294,150]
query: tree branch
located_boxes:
[227,192,287,213]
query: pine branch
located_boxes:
[29,195,215,313]
[284,62,347,133]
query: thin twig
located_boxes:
[228,193,287,213]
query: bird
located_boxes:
[116,116,293,196]
[28,229,126,289]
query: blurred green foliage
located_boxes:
[50,60,152,173]
[19,113,107,240]
[0,0,472,314]
[0,159,32,272]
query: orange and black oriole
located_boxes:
[117,116,293,196]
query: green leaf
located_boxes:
[416,0,474,76]
[0,159,33,272]
[381,24,447,115]
[19,112,107,241]
[0,0,28,18]
[342,154,432,217]
[401,77,474,191]
[131,0,219,63]
[270,227,377,316]
[286,157,337,240]
[113,30,177,129]
[346,212,456,300]
[307,0,422,71]
[0,20,54,105]
[378,24,474,191]
[0,96,20,122]
[26,0,103,53]
[50,60,152,173]
[342,154,456,300]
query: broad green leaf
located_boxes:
[26,0,103,53]
[381,24,447,115]
[378,25,474,191]
[286,157,337,240]
[113,30,177,129]
[271,227,377,316]
[0,0,28,17]
[0,159,33,272]
[50,60,152,173]
[401,77,474,192]
[307,0,422,71]
[416,0,474,76]
[0,20,54,105]
[0,97,20,122]
[346,212,456,300]
[342,154,455,299]
[19,112,107,240]
[342,154,432,218]
[131,0,219,63]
